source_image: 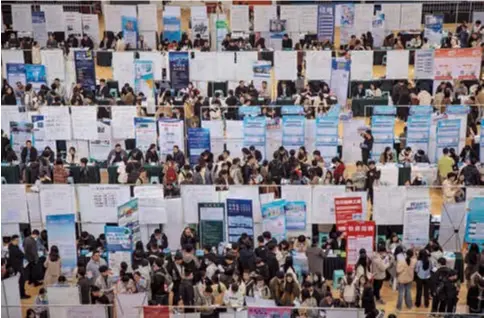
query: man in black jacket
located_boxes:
[20,140,37,164]
[96,79,110,99]
[461,158,480,186]
[77,267,91,304]
[152,258,170,305]
[8,235,29,298]
[23,230,41,286]
[177,269,195,311]
[255,257,270,283]
[282,34,293,50]
[265,242,280,280]
[146,229,168,251]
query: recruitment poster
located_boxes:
[31,11,48,45]
[163,9,181,42]
[74,50,96,92]
[46,214,77,277]
[158,118,184,159]
[424,14,444,46]
[371,115,395,160]
[465,197,484,245]
[261,200,286,218]
[346,220,375,271]
[226,199,254,243]
[134,117,157,152]
[168,52,190,90]
[407,113,432,154]
[282,116,305,151]
[435,118,461,162]
[243,116,266,159]
[134,60,155,100]
[403,199,430,248]
[316,114,339,162]
[188,127,210,165]
[199,202,225,247]
[285,201,306,230]
[25,64,47,91]
[6,63,26,88]
[263,214,286,243]
[334,197,363,232]
[330,58,350,106]
[433,48,481,80]
[121,15,138,48]
[118,199,141,244]
[105,226,132,252]
[317,4,334,42]
[10,121,33,153]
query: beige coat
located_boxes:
[396,257,417,284]
[44,258,62,286]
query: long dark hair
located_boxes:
[49,245,60,262]
[405,250,414,266]
[418,249,430,271]
[356,254,369,275]
[283,256,295,273]
[468,243,479,265]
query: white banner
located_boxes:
[230,5,250,32]
[39,185,77,222]
[274,51,297,80]
[40,5,65,32]
[373,186,407,224]
[47,286,81,318]
[134,185,167,224]
[382,3,401,31]
[400,3,422,30]
[299,5,318,32]
[89,119,112,161]
[41,106,72,140]
[181,185,218,224]
[66,306,107,318]
[158,118,184,159]
[254,5,277,32]
[236,51,258,81]
[137,4,158,31]
[280,5,299,32]
[305,51,332,81]
[354,4,373,34]
[311,185,346,224]
[78,185,131,223]
[113,52,136,88]
[111,106,136,139]
[41,49,66,84]
[64,12,83,37]
[70,106,98,140]
[217,52,236,81]
[386,50,409,79]
[134,117,157,152]
[403,199,430,248]
[103,4,122,33]
[81,14,100,49]
[350,51,373,80]
[414,50,435,79]
[12,4,33,32]
[1,185,29,223]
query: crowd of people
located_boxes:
[3,225,484,317]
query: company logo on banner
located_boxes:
[168,52,190,90]
[317,4,334,41]
[163,16,181,42]
[121,16,138,48]
[434,48,481,80]
[74,50,96,92]
[134,60,155,100]
[25,64,47,91]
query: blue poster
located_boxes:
[134,117,157,152]
[371,115,395,160]
[261,200,286,218]
[168,52,190,90]
[74,50,96,92]
[330,58,350,106]
[465,197,484,245]
[446,105,470,115]
[407,114,431,154]
[134,60,155,100]
[282,116,305,151]
[410,106,433,115]
[316,114,339,162]
[118,198,141,244]
[188,128,210,165]
[424,14,444,46]
[226,199,254,243]
[373,106,397,116]
[285,201,307,230]
[6,63,26,88]
[46,214,77,277]
[317,4,334,42]
[32,11,48,46]
[480,119,484,163]
[239,106,261,117]
[10,121,33,153]
[121,16,138,48]
[263,214,286,243]
[281,105,304,116]
[435,119,461,162]
[105,226,132,252]
[243,116,266,158]
[163,16,181,42]
[25,64,46,91]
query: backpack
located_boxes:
[165,165,177,184]
[434,270,450,300]
[342,280,357,303]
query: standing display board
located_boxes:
[199,202,226,247]
[226,199,254,243]
[346,221,375,271]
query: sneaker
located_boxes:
[21,295,31,300]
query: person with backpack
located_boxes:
[268,151,285,185]
[163,155,179,185]
[396,248,416,311]
[467,265,484,313]
[434,269,460,313]
[339,270,357,307]
[431,257,451,312]
[414,249,431,308]
[371,244,391,305]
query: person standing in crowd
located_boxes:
[414,249,431,308]
[360,129,373,165]
[95,265,115,303]
[77,267,91,304]
[365,160,380,205]
[438,148,454,181]
[43,245,61,286]
[396,248,416,311]
[23,230,41,286]
[371,244,390,304]
[86,250,107,283]
[8,235,30,299]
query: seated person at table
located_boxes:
[352,83,365,98]
[81,34,94,50]
[330,231,346,250]
[145,144,159,164]
[173,145,186,168]
[21,140,38,164]
[4,145,18,163]
[379,147,395,164]
[66,146,78,164]
[107,143,128,165]
[128,148,144,163]
[42,147,55,163]
[282,34,293,50]
[235,81,248,98]
[398,147,413,164]
[414,149,430,163]
[96,79,110,99]
[277,81,294,98]
[351,161,367,191]
[368,83,382,97]
[259,81,271,100]
[332,157,345,184]
[78,158,92,184]
[53,159,69,184]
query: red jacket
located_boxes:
[333,163,345,183]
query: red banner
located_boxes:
[334,197,363,232]
[345,220,375,271]
[143,306,170,318]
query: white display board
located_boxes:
[115,293,147,318]
[280,5,299,32]
[400,3,422,30]
[12,4,33,32]
[181,185,218,224]
[103,4,122,33]
[111,106,137,139]
[1,275,22,318]
[137,4,158,31]
[1,185,29,224]
[66,306,107,318]
[382,3,401,31]
[235,51,258,81]
[299,5,318,33]
[70,106,98,140]
[305,51,332,81]
[354,4,374,34]
[64,12,83,37]
[373,186,407,224]
[350,51,373,80]
[39,185,77,222]
[189,52,217,81]
[112,52,135,88]
[1,106,30,132]
[134,185,167,224]
[47,286,80,318]
[41,106,73,140]
[81,14,101,48]
[386,50,410,79]
[274,51,297,81]
[139,52,166,81]
[26,192,42,225]
[227,185,262,223]
[254,5,277,32]
[2,49,25,78]
[217,52,236,81]
[41,49,66,84]
[230,5,249,32]
[311,185,346,224]
[78,185,131,223]
[164,198,184,250]
[281,185,312,224]
[40,5,65,32]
